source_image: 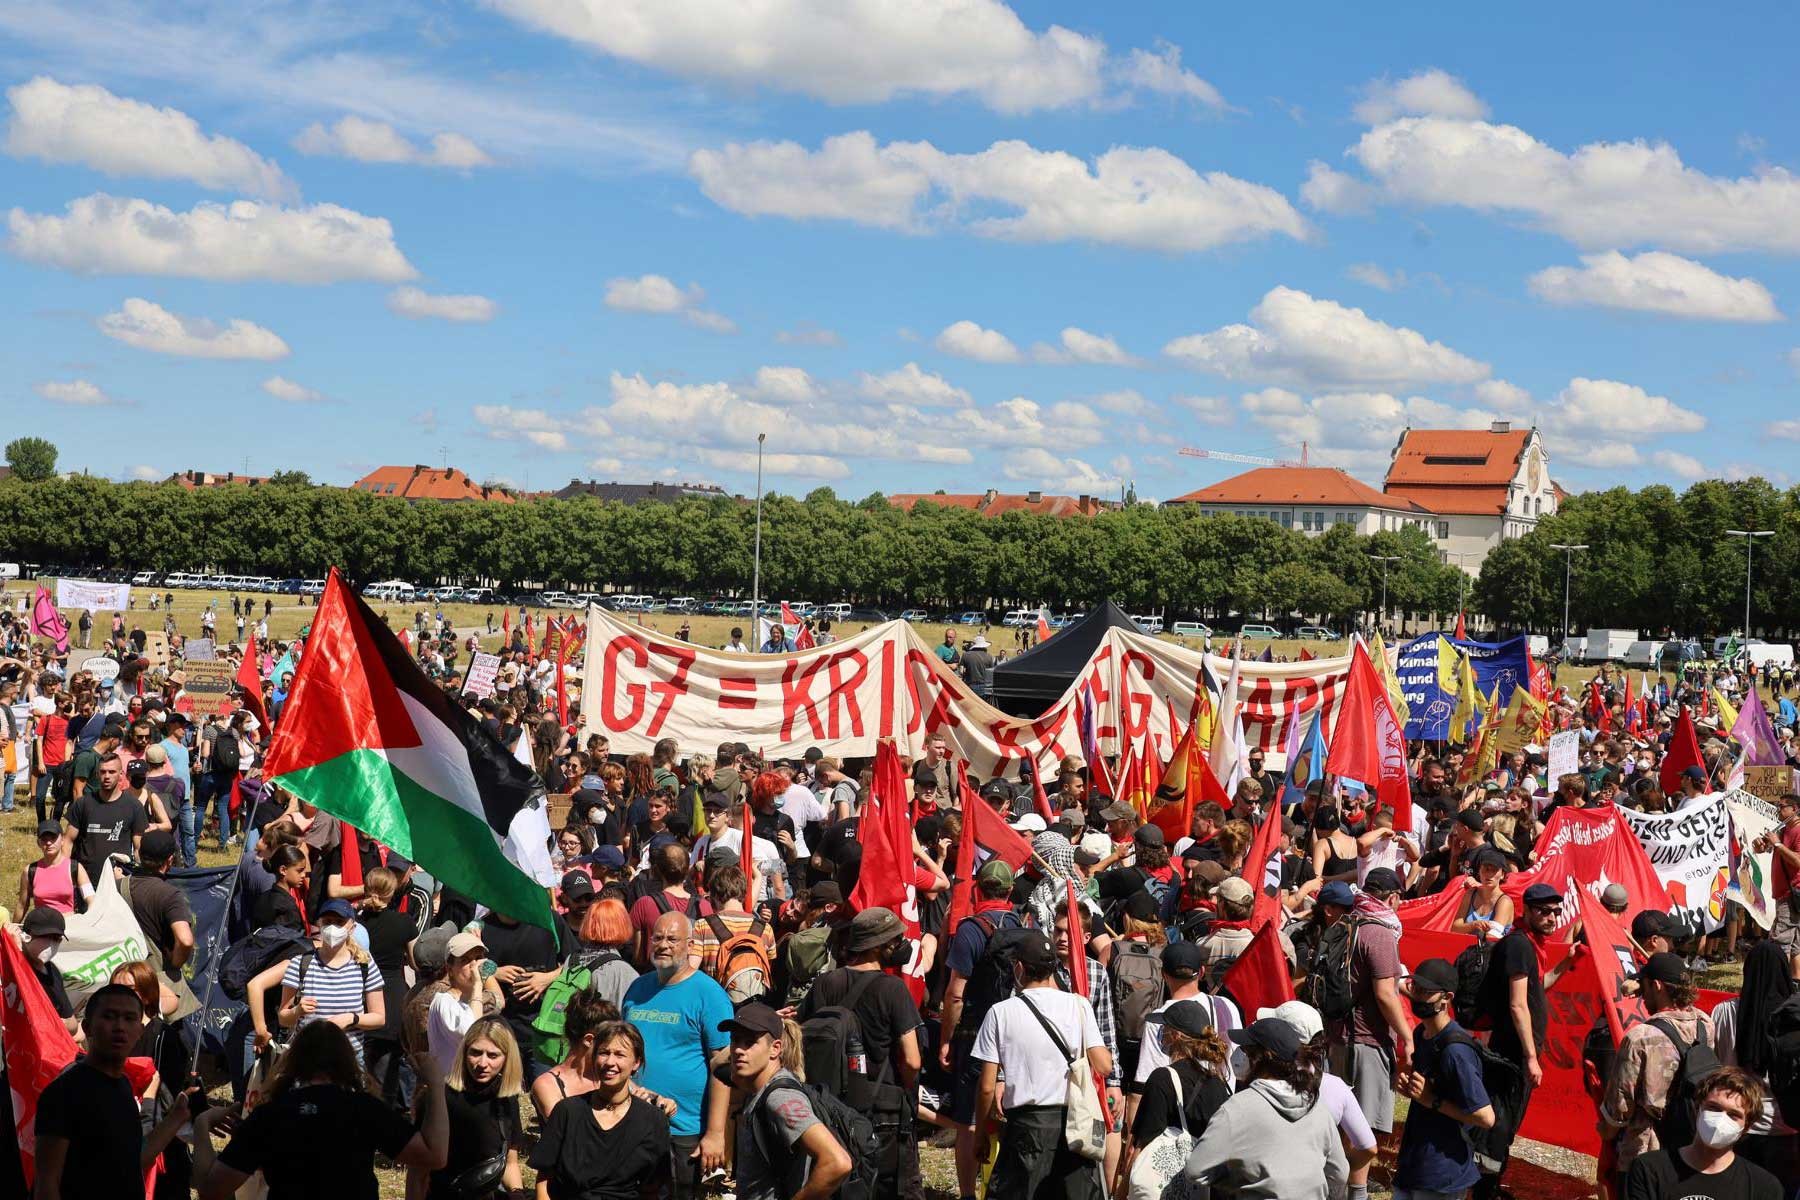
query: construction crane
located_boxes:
[1178,442,1311,468]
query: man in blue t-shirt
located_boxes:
[1395,957,1496,1199]
[623,909,733,1198]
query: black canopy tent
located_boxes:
[988,600,1142,718]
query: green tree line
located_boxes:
[1475,477,1800,638]
[0,474,1473,624]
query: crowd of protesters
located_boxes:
[0,600,1798,1200]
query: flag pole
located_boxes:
[750,432,766,645]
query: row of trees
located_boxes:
[0,473,1472,624]
[1475,477,1800,638]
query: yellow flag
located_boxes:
[1371,631,1410,726]
[1449,647,1479,738]
[1711,687,1739,729]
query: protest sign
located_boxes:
[1741,765,1796,805]
[463,651,502,699]
[55,578,130,612]
[1724,789,1781,929]
[1618,791,1731,933]
[582,605,1350,776]
[185,637,216,661]
[144,629,170,668]
[181,660,237,715]
[78,653,119,683]
[1546,730,1579,782]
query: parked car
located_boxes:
[1171,621,1212,639]
[899,609,929,623]
[1295,625,1340,641]
[957,611,986,625]
[1131,614,1164,633]
[1239,623,1280,639]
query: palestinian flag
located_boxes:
[264,570,555,930]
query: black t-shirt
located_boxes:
[800,967,923,1081]
[66,791,148,881]
[251,885,307,932]
[751,808,797,858]
[1130,1058,1230,1146]
[125,871,193,958]
[428,1085,521,1200]
[33,960,74,1018]
[481,916,566,1050]
[360,906,414,977]
[1097,865,1151,901]
[34,1058,144,1198]
[528,1092,671,1200]
[1624,1147,1781,1200]
[218,1083,416,1199]
[1483,929,1546,1060]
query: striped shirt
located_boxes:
[282,951,384,1059]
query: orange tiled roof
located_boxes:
[1386,428,1531,487]
[351,465,516,503]
[1380,483,1512,516]
[889,493,988,512]
[1168,467,1431,512]
[889,491,1109,517]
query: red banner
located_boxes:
[0,931,79,1185]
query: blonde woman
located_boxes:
[419,1016,527,1200]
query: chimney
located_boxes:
[1027,490,1043,503]
[1490,420,1511,434]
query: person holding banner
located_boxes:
[1753,793,1800,976]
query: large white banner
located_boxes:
[1723,790,1781,930]
[55,578,131,612]
[1618,792,1732,934]
[51,868,148,1009]
[580,606,1352,777]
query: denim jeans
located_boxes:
[33,771,57,823]
[176,797,198,868]
[198,769,236,842]
[0,769,16,812]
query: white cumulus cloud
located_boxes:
[1300,161,1375,214]
[1651,450,1707,480]
[1548,377,1705,436]
[261,376,330,403]
[1352,68,1488,125]
[294,116,493,169]
[34,378,118,406]
[1346,262,1404,291]
[386,286,499,323]
[5,76,294,200]
[98,298,289,360]
[1475,379,1532,409]
[1001,447,1123,491]
[1043,327,1141,366]
[1164,286,1489,388]
[858,362,971,408]
[1528,251,1781,322]
[7,194,414,283]
[1116,43,1227,110]
[1174,394,1234,426]
[935,320,1022,364]
[602,274,734,333]
[1340,115,1800,254]
[749,365,819,404]
[690,131,1309,253]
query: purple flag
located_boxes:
[29,587,68,656]
[1732,684,1785,766]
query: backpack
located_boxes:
[213,733,241,774]
[51,755,78,806]
[219,925,311,1001]
[799,970,884,1103]
[784,923,838,1007]
[531,951,619,1062]
[1299,916,1366,1023]
[706,914,772,1002]
[1648,1016,1721,1150]
[26,860,86,915]
[1768,995,1800,1129]
[752,1078,880,1200]
[1451,939,1495,1031]
[955,913,1032,1035]
[651,889,700,918]
[1112,941,1166,1042]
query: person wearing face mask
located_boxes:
[259,898,385,1063]
[1600,953,1716,1189]
[16,905,81,1040]
[1623,1068,1782,1200]
[1392,958,1496,1199]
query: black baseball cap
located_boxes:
[36,820,60,840]
[1146,999,1213,1037]
[1410,957,1459,995]
[719,1003,785,1041]
[1631,910,1686,943]
[1362,867,1403,896]
[560,871,595,900]
[1229,1017,1302,1062]
[139,829,178,863]
[1134,824,1165,847]
[1454,808,1485,832]
[21,907,66,938]
[1633,951,1690,987]
[1521,882,1563,908]
[1014,931,1060,971]
[1160,942,1203,977]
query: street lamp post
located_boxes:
[1725,529,1774,644]
[1549,542,1588,649]
[1367,554,1400,635]
[751,433,766,644]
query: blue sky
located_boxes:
[4,1,1798,501]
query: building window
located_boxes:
[1278,511,1292,528]
[1438,521,1449,538]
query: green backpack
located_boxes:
[783,923,838,1007]
[531,951,618,1062]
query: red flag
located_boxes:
[853,743,927,1002]
[501,608,511,645]
[1621,672,1639,735]
[945,765,1036,934]
[780,601,801,627]
[1576,888,1648,1045]
[1220,919,1296,1017]
[1064,877,1090,1000]
[339,822,364,889]
[1243,787,1285,930]
[30,586,69,656]
[1297,647,1315,661]
[740,801,756,886]
[1030,762,1056,823]
[1116,737,1156,820]
[554,624,574,727]
[1325,642,1410,832]
[237,635,269,729]
[795,623,816,651]
[1660,707,1705,795]
[1454,610,1467,641]
[0,929,78,1185]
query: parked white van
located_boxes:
[822,603,852,622]
[363,579,416,601]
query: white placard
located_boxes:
[463,651,502,698]
[1546,730,1579,782]
[55,578,131,612]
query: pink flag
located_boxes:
[30,586,68,655]
[1732,683,1785,767]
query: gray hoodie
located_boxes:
[1184,1077,1348,1200]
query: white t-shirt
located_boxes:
[690,828,785,881]
[1134,992,1243,1089]
[971,988,1103,1109]
[427,989,482,1075]
[780,783,828,840]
